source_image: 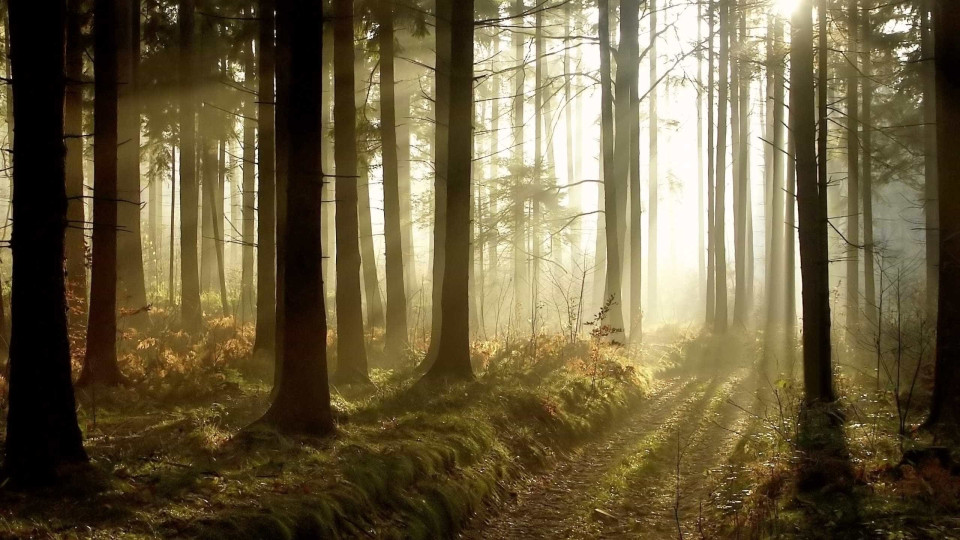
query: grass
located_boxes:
[0,316,648,539]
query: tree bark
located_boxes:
[240,35,256,323]
[179,0,202,330]
[379,0,409,355]
[861,1,876,328]
[706,0,716,325]
[331,0,369,384]
[794,0,833,404]
[422,0,474,382]
[845,0,860,333]
[922,0,938,319]
[3,0,88,485]
[714,0,729,333]
[256,0,333,436]
[80,0,123,387]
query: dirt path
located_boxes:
[460,368,759,539]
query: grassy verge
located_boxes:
[0,328,646,539]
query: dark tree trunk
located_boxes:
[421,0,452,371]
[598,0,625,339]
[422,0,474,383]
[927,0,960,435]
[179,0,202,330]
[379,0,409,355]
[80,0,123,387]
[714,0,729,333]
[698,1,706,305]
[845,0,860,333]
[257,0,333,436]
[331,0,369,384]
[3,0,88,485]
[117,0,148,328]
[253,0,276,363]
[65,0,88,329]
[922,0,938,319]
[794,0,833,404]
[240,36,256,323]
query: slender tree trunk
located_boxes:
[738,9,753,323]
[714,0,729,333]
[80,0,123,387]
[3,0,88,485]
[179,0,202,330]
[168,146,176,305]
[253,0,276,362]
[862,1,876,328]
[257,0,333,436]
[731,1,744,327]
[65,0,88,328]
[357,166,384,329]
[531,7,543,333]
[117,0,148,326]
[206,143,229,317]
[766,18,786,335]
[706,0,716,325]
[634,0,648,337]
[922,0,938,319]
[422,0,474,382]
[598,0,625,339]
[331,0,369,383]
[795,0,833,403]
[379,0,409,355]
[240,36,256,322]
[785,111,797,337]
[512,0,527,319]
[698,0,706,307]
[845,0,860,333]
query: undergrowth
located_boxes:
[0,311,647,539]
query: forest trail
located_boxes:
[461,366,761,539]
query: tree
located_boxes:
[179,0,202,330]
[240,35,256,322]
[714,0,729,333]
[117,0,148,328]
[598,0,625,340]
[331,0,370,384]
[421,0,474,382]
[253,0,276,363]
[794,0,833,404]
[379,0,410,356]
[921,0,938,318]
[256,0,333,435]
[3,0,88,485]
[80,0,124,387]
[927,0,960,436]
[844,0,860,333]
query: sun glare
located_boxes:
[774,0,799,16]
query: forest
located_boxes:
[1,0,960,537]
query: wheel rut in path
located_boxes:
[460,369,756,539]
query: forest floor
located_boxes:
[3,318,960,538]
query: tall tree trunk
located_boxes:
[531,6,544,334]
[257,0,333,436]
[922,0,938,319]
[240,36,256,323]
[422,0,474,382]
[357,166,384,329]
[253,0,276,363]
[698,0,706,308]
[738,8,753,323]
[65,0,88,328]
[794,0,833,404]
[706,0,716,325]
[321,26,334,321]
[379,0,409,355]
[179,0,202,330]
[731,0,743,327]
[714,0,729,333]
[512,0,527,319]
[598,0,625,339]
[422,0,451,369]
[117,0,147,326]
[785,111,797,338]
[168,146,176,305]
[766,18,786,335]
[845,0,860,333]
[861,0,876,328]
[928,0,960,435]
[80,0,123,387]
[206,141,229,317]
[635,0,649,337]
[331,0,369,383]
[3,0,88,485]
